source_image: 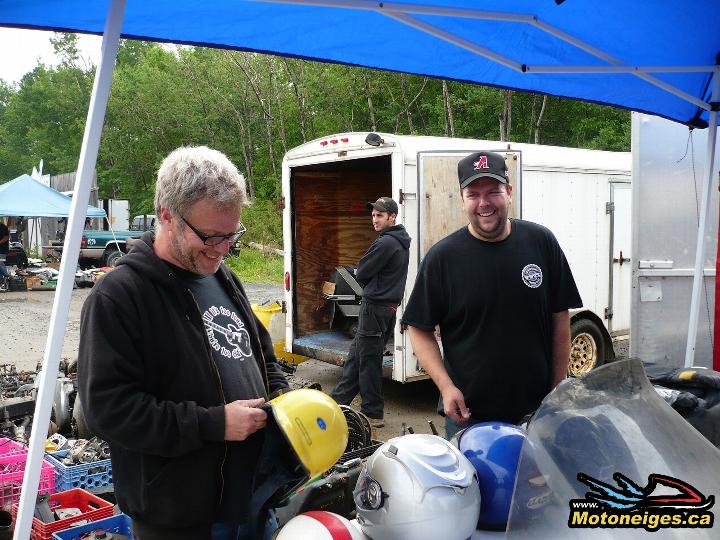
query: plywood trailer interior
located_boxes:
[291,155,392,360]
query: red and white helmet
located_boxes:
[276,511,367,540]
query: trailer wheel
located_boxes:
[568,319,606,377]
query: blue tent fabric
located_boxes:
[0,0,718,127]
[0,174,106,218]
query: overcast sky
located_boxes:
[0,27,101,85]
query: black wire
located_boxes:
[339,405,371,453]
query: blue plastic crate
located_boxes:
[45,450,113,492]
[51,513,134,540]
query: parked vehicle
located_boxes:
[281,133,632,383]
[129,214,157,231]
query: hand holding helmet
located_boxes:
[224,398,267,441]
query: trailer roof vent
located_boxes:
[365,133,384,147]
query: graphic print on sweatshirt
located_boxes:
[202,305,253,359]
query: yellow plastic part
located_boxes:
[252,302,309,366]
[269,389,349,478]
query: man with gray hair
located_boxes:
[78,146,289,540]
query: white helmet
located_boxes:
[354,434,481,540]
[275,511,367,539]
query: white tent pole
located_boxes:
[685,74,719,368]
[13,1,126,538]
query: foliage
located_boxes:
[225,249,283,284]
[0,34,632,249]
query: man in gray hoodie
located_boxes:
[331,197,411,427]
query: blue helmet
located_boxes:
[454,422,527,530]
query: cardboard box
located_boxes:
[26,277,42,290]
[322,281,336,296]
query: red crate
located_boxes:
[12,488,113,540]
[0,452,54,509]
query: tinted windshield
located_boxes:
[505,359,720,539]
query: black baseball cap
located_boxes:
[367,197,399,215]
[458,151,509,189]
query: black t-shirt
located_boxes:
[170,262,267,524]
[0,223,8,255]
[401,220,582,423]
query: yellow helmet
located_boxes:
[268,389,349,478]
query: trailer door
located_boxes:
[609,181,631,334]
[400,150,520,381]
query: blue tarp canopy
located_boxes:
[1,0,719,127]
[0,174,106,218]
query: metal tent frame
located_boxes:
[7,1,718,538]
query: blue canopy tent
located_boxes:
[3,2,719,537]
[0,174,106,218]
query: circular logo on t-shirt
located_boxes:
[522,264,543,288]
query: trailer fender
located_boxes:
[568,310,615,377]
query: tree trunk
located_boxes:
[283,58,308,141]
[442,80,455,137]
[364,74,377,132]
[399,75,414,133]
[499,89,513,141]
[270,59,288,155]
[534,95,548,144]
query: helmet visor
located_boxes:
[354,468,386,511]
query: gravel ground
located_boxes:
[3,282,631,440]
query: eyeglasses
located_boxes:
[180,215,246,246]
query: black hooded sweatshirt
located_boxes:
[77,233,288,532]
[355,224,411,305]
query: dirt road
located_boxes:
[1,284,626,441]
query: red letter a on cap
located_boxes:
[473,156,488,170]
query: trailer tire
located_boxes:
[568,318,606,377]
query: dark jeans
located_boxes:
[331,301,396,419]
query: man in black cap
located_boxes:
[331,196,411,428]
[401,151,582,438]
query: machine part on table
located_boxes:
[275,511,366,540]
[354,434,480,540]
[427,419,438,436]
[63,437,110,465]
[453,422,527,530]
[47,433,69,451]
[72,393,93,439]
[34,493,54,523]
[277,461,365,525]
[53,377,75,432]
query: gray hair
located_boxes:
[154,146,247,222]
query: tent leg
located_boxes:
[685,74,719,368]
[13,1,126,539]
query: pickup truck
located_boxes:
[78,230,143,266]
[52,214,156,267]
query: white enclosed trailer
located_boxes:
[282,133,631,383]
